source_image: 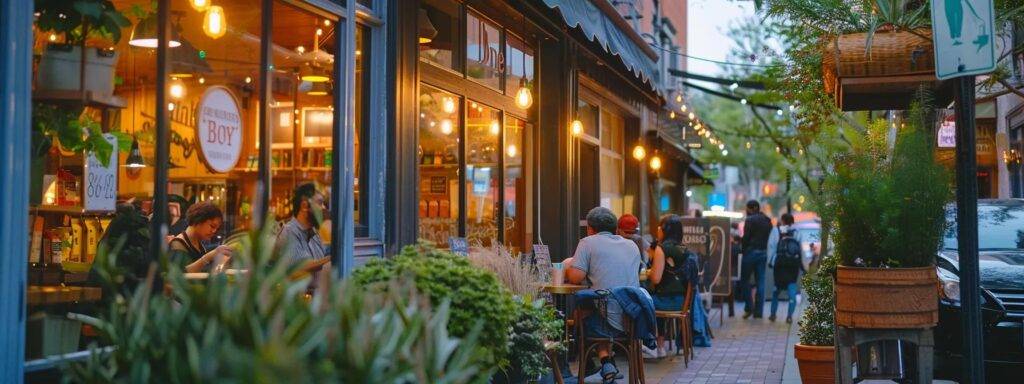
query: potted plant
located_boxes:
[34,0,131,97]
[823,93,951,329]
[794,255,838,384]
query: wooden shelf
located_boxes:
[33,90,127,109]
[27,285,102,306]
[419,163,460,169]
[32,205,114,215]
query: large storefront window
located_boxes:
[504,116,530,254]
[465,101,500,246]
[466,11,503,91]
[418,85,462,245]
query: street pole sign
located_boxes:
[931,0,996,80]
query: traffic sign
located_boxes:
[931,0,996,80]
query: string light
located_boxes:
[718,143,725,150]
[745,141,752,149]
[681,104,688,112]
[649,155,662,171]
[776,109,784,116]
[722,149,729,156]
[740,98,748,105]
[729,82,739,90]
[440,119,453,135]
[669,111,676,119]
[632,145,646,161]
[675,94,682,103]
[688,112,695,120]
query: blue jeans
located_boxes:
[770,282,799,319]
[740,250,767,317]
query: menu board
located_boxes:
[84,133,118,212]
[448,237,468,256]
[681,217,732,297]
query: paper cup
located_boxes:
[551,262,564,285]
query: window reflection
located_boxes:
[465,101,499,246]
[418,86,461,246]
[504,116,530,254]
[354,25,369,237]
[419,0,460,71]
[506,34,534,96]
[466,11,503,90]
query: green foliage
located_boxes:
[352,245,518,368]
[32,103,130,167]
[34,0,132,45]
[798,254,837,346]
[507,298,563,380]
[67,225,487,383]
[823,92,951,268]
[89,204,152,296]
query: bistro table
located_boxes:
[538,283,587,384]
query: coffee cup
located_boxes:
[551,262,564,285]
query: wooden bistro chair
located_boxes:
[574,293,646,384]
[654,284,694,365]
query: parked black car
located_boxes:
[934,199,1024,382]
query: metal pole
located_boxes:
[256,0,271,226]
[954,75,985,383]
[150,0,170,261]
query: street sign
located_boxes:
[931,0,996,80]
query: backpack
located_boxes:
[775,235,802,270]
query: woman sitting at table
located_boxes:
[643,214,693,358]
[168,201,232,273]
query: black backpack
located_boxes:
[775,235,802,270]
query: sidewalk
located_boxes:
[649,302,798,384]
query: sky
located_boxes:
[686,0,757,79]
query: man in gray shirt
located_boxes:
[565,207,642,382]
[274,182,330,290]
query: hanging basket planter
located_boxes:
[823,28,952,111]
[834,266,939,329]
[794,344,836,384]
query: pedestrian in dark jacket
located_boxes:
[741,200,772,319]
[768,213,805,323]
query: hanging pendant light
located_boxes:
[307,81,331,96]
[515,80,533,109]
[125,136,146,169]
[129,14,182,48]
[649,154,662,171]
[418,8,438,44]
[300,63,330,82]
[169,77,186,99]
[570,120,583,136]
[203,6,227,39]
[632,144,646,161]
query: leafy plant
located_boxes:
[32,103,130,166]
[798,254,837,346]
[35,0,132,45]
[506,298,563,381]
[822,90,951,268]
[352,244,518,368]
[68,224,487,383]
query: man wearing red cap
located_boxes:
[618,214,650,266]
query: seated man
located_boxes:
[564,207,643,383]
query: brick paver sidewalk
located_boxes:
[645,304,795,384]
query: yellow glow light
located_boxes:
[688,112,695,120]
[442,97,456,114]
[632,145,646,161]
[506,144,518,158]
[570,120,583,136]
[669,111,676,119]
[169,78,185,99]
[203,6,227,39]
[675,94,682,103]
[649,155,662,171]
[490,120,500,135]
[190,0,210,12]
[515,85,533,109]
[440,119,453,135]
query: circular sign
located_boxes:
[196,86,243,173]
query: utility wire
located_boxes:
[683,81,782,110]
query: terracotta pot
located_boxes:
[835,266,938,329]
[794,344,835,384]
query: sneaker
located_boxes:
[600,361,619,382]
[642,345,659,359]
[742,312,753,319]
[768,315,776,322]
[786,316,793,324]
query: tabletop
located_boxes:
[538,283,588,295]
[28,285,102,306]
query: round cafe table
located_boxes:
[537,283,587,384]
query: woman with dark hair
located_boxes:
[643,214,693,358]
[168,201,232,273]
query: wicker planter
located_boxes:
[822,28,950,110]
[794,344,835,384]
[835,266,938,329]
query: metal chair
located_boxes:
[653,284,694,365]
[573,293,646,384]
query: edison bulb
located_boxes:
[688,112,695,120]
[203,6,227,39]
[190,0,210,11]
[675,94,682,103]
[515,85,533,109]
[506,144,518,158]
[198,77,206,84]
[669,111,676,119]
[649,155,662,171]
[632,145,646,161]
[440,119,453,135]
[169,80,185,99]
[570,120,583,136]
[442,97,456,114]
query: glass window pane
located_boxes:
[357,0,373,8]
[466,11,502,90]
[420,0,460,71]
[465,100,499,247]
[600,109,624,153]
[354,25,369,237]
[504,116,530,254]
[506,34,534,96]
[418,85,461,246]
[600,155,623,215]
[577,99,599,138]
[267,0,337,244]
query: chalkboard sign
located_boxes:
[532,244,551,270]
[448,237,468,256]
[681,217,732,297]
[84,133,118,212]
[430,176,447,194]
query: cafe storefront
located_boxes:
[1,0,387,375]
[389,0,680,261]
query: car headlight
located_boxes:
[937,266,960,303]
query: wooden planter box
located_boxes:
[823,29,952,111]
[794,344,835,384]
[834,266,939,329]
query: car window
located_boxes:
[944,204,1024,251]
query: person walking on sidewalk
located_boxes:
[740,200,772,319]
[768,213,805,323]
